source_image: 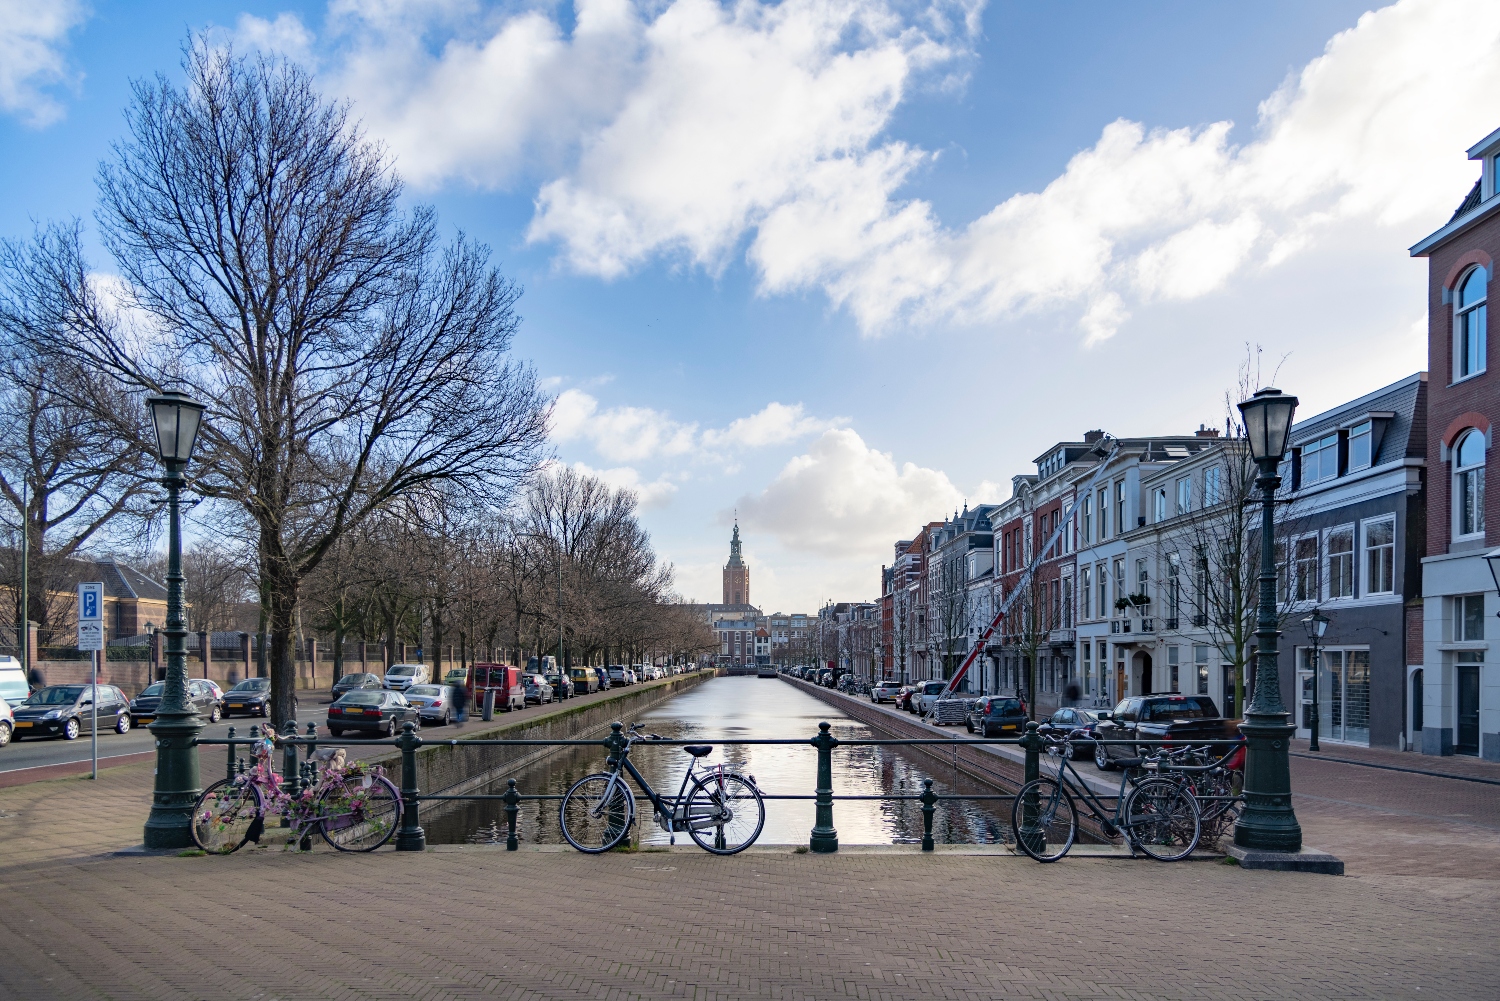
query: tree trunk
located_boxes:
[265,563,301,730]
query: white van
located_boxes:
[0,657,29,708]
[383,663,431,691]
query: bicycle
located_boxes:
[558,722,766,855]
[1010,728,1201,862]
[1154,742,1245,845]
[192,734,402,854]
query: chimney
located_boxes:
[1195,424,1221,438]
[1083,429,1104,444]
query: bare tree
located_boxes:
[24,45,549,724]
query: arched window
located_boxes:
[1455,428,1486,538]
[1457,266,1487,379]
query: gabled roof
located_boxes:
[1287,371,1427,463]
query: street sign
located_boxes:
[78,582,104,652]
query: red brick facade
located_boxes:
[1425,212,1500,556]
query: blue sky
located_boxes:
[3,0,1496,611]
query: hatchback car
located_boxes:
[222,677,272,717]
[383,663,430,691]
[545,672,574,699]
[403,684,456,725]
[15,685,133,740]
[1042,706,1112,759]
[130,679,222,728]
[332,672,383,698]
[870,679,903,703]
[326,690,421,737]
[0,698,13,746]
[523,674,554,705]
[966,697,1028,738]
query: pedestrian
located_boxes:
[452,680,469,725]
[1064,683,1081,707]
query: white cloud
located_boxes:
[0,0,88,126]
[737,428,962,559]
[569,461,679,509]
[306,0,1500,340]
[232,13,318,67]
[551,390,837,462]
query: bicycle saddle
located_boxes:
[1113,757,1144,769]
[683,744,714,757]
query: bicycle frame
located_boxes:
[599,735,718,838]
[1041,743,1143,836]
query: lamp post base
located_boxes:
[1226,844,1344,875]
[1233,712,1302,854]
[143,712,204,850]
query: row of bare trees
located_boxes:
[0,40,711,726]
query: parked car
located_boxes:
[326,689,421,737]
[912,680,949,714]
[894,685,917,711]
[0,697,13,745]
[404,684,457,725]
[966,696,1028,738]
[16,684,133,740]
[758,666,778,678]
[0,656,29,709]
[442,668,469,689]
[129,678,222,728]
[1091,695,1235,770]
[332,673,383,699]
[469,664,526,712]
[570,667,599,695]
[870,679,903,704]
[545,672,574,699]
[1042,706,1112,759]
[607,665,632,686]
[595,667,611,691]
[384,663,431,691]
[222,677,272,717]
[523,674,554,705]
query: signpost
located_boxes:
[78,582,104,780]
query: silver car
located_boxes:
[870,678,903,704]
[404,684,457,725]
[523,674,554,705]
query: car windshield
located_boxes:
[138,683,165,697]
[339,691,384,706]
[1143,697,1218,721]
[229,679,269,693]
[988,699,1021,713]
[388,665,417,677]
[923,682,946,694]
[28,686,87,705]
[407,686,442,697]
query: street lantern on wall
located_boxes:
[1484,547,1500,601]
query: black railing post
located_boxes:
[920,778,937,851]
[1016,721,1043,855]
[305,721,317,761]
[809,721,839,853]
[395,721,426,851]
[280,720,299,828]
[225,726,236,783]
[504,779,520,851]
[603,723,630,847]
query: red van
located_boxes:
[467,664,525,712]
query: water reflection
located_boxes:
[424,677,1013,846]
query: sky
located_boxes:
[2,0,1496,613]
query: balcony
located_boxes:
[1138,618,1155,633]
[1164,617,1179,630]
[1192,614,1208,628]
[1110,620,1132,634]
[1048,628,1075,646]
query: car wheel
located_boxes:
[384,718,396,738]
[209,705,222,723]
[259,706,269,718]
[63,717,81,740]
[329,727,343,737]
[441,713,450,726]
[0,721,10,746]
[1094,742,1113,771]
[115,714,131,734]
[965,719,975,733]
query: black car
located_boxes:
[1041,706,1112,760]
[965,696,1027,737]
[326,689,421,738]
[221,677,272,717]
[331,673,383,698]
[1092,695,1235,770]
[130,678,222,727]
[13,684,132,740]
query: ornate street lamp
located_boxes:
[1484,548,1500,602]
[1301,609,1329,753]
[1234,387,1302,853]
[142,390,207,849]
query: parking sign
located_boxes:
[78,582,104,652]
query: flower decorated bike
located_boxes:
[191,732,402,854]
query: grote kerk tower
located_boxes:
[722,522,750,606]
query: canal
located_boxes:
[425,676,1014,847]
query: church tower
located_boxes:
[723,522,750,606]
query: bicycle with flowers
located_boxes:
[191,733,402,854]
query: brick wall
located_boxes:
[1406,603,1425,665]
[1425,210,1500,556]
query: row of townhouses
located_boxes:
[829,128,1500,761]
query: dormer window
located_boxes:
[1303,433,1339,484]
[1348,421,1373,471]
[1457,266,1487,380]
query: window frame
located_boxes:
[1454,428,1487,540]
[1361,516,1396,596]
[1454,265,1488,382]
[1291,532,1320,603]
[1175,476,1191,515]
[1324,523,1356,601]
[1347,421,1373,472]
[1153,487,1167,523]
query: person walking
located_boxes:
[452,680,469,725]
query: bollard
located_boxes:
[483,688,496,722]
[395,721,426,851]
[226,726,237,783]
[809,721,839,853]
[305,721,318,762]
[1016,721,1043,855]
[503,779,520,851]
[280,720,300,827]
[920,778,937,852]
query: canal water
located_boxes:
[425,676,1014,847]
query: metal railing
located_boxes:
[195,720,1245,855]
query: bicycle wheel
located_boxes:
[1123,778,1201,861]
[192,778,265,854]
[318,773,401,852]
[1010,778,1077,862]
[684,771,765,855]
[559,773,635,853]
